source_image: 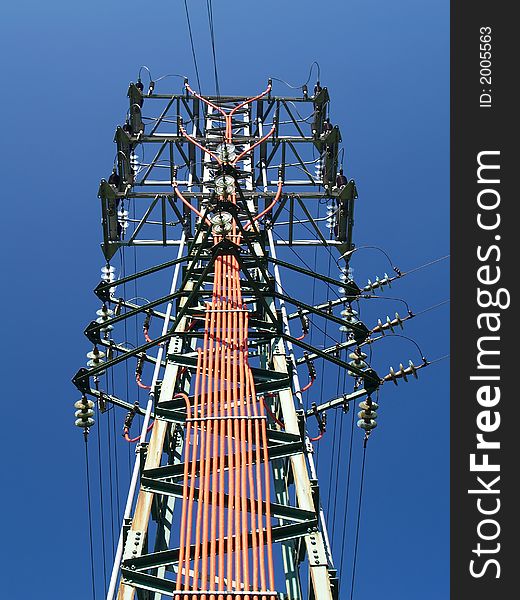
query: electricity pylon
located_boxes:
[74,75,428,600]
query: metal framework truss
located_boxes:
[99,80,355,260]
[74,76,428,600]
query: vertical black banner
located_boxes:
[451,3,515,599]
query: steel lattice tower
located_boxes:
[74,75,428,600]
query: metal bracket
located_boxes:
[123,530,146,561]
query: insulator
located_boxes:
[216,143,236,162]
[101,265,116,283]
[211,211,233,236]
[339,267,350,282]
[214,175,235,195]
[408,360,418,378]
[74,398,94,410]
[96,304,114,331]
[75,408,94,419]
[122,120,132,134]
[326,217,335,230]
[101,264,116,296]
[87,349,105,361]
[339,308,358,330]
[347,350,369,376]
[212,223,231,236]
[87,348,105,373]
[75,417,95,428]
[96,318,113,333]
[96,306,114,319]
[359,400,379,411]
[358,410,378,420]
[375,318,385,334]
[386,360,420,385]
[357,419,377,431]
[349,359,369,373]
[130,152,139,174]
[315,157,324,179]
[366,272,392,293]
[74,396,95,429]
[340,306,370,343]
[136,79,144,92]
[118,207,129,230]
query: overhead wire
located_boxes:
[206,0,220,97]
[138,65,152,84]
[84,437,97,600]
[183,0,202,92]
[402,254,449,276]
[131,204,143,431]
[373,333,427,362]
[270,226,345,303]
[120,250,132,475]
[313,250,333,456]
[326,366,343,519]
[331,364,349,544]
[339,405,356,578]
[350,443,368,600]
[412,299,450,316]
[95,401,108,593]
[106,373,116,560]
[110,395,122,527]
[270,61,321,90]
[273,200,348,273]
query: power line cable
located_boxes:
[111,396,122,527]
[95,402,108,592]
[84,437,97,600]
[326,363,342,521]
[183,0,202,92]
[120,249,132,475]
[106,392,116,559]
[330,394,344,536]
[402,254,449,276]
[270,61,321,89]
[331,363,349,548]
[413,299,450,316]
[206,0,220,97]
[350,443,368,600]
[339,406,356,577]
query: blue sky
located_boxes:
[0,1,448,598]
